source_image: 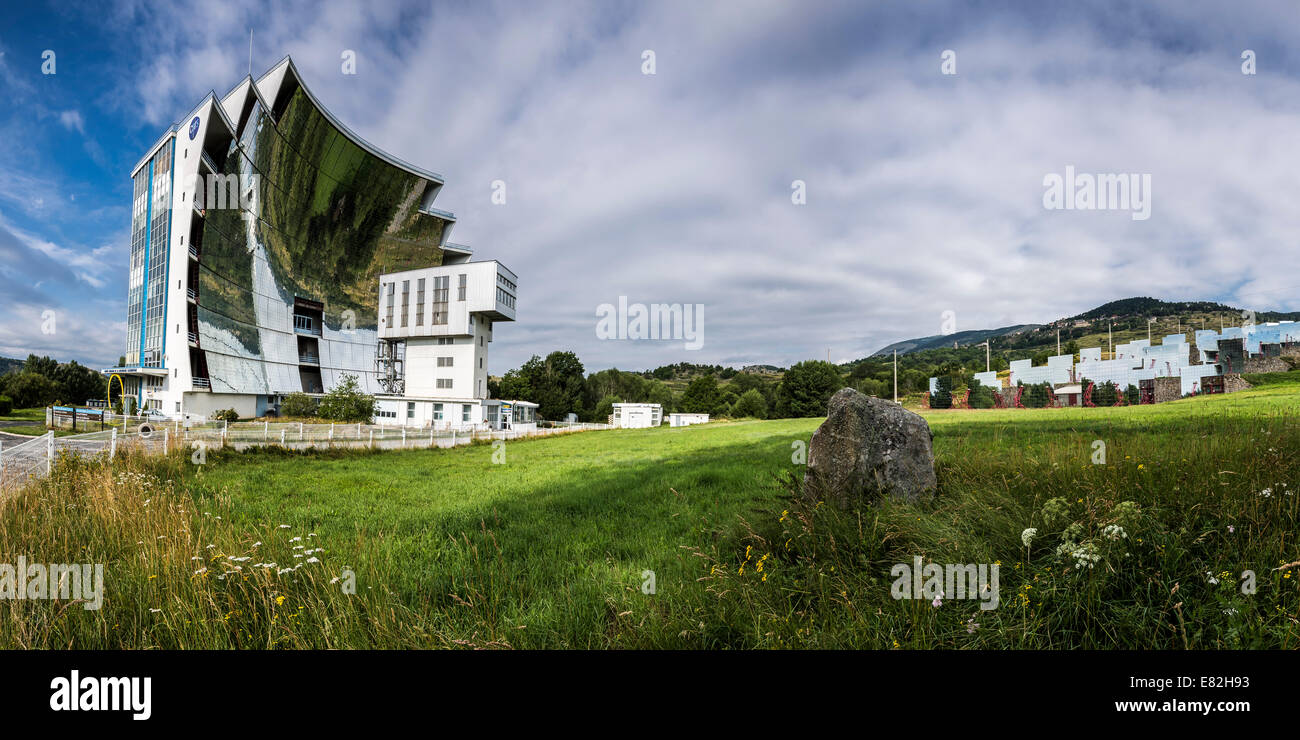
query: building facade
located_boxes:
[371,261,537,430]
[108,56,522,424]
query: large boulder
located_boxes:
[803,388,937,507]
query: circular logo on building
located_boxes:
[188,116,201,140]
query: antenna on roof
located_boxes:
[248,29,253,76]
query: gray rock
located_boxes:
[803,388,937,506]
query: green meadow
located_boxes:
[2,373,1297,648]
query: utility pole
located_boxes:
[1108,322,1113,358]
[1056,328,1060,356]
[979,340,990,372]
[892,350,898,403]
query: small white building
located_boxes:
[373,397,536,431]
[611,403,662,429]
[668,413,709,427]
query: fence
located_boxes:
[1,420,610,497]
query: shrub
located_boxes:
[777,361,844,417]
[1124,384,1140,405]
[280,392,317,418]
[1021,382,1052,408]
[0,372,60,408]
[316,374,376,423]
[967,384,995,409]
[0,395,11,416]
[730,389,768,419]
[930,376,953,409]
[212,408,240,423]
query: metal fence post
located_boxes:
[300,422,304,441]
[369,429,373,448]
[110,428,117,458]
[280,429,286,445]
[264,420,269,439]
[164,427,170,453]
[402,428,406,448]
[46,432,54,474]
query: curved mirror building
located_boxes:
[109,56,530,428]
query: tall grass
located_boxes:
[2,386,1298,649]
[0,449,437,648]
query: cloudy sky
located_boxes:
[2,0,1300,373]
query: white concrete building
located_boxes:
[668,413,709,427]
[373,261,534,431]
[611,403,662,428]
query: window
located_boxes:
[400,280,410,328]
[416,278,425,326]
[479,357,483,369]
[175,402,181,413]
[433,403,443,421]
[462,404,471,422]
[407,402,415,419]
[458,273,467,301]
[437,356,453,367]
[437,378,453,389]
[431,275,449,325]
[438,337,454,345]
[384,282,395,326]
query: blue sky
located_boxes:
[3,0,1300,373]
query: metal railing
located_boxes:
[1,420,612,498]
[298,353,320,365]
[192,377,211,390]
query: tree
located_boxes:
[592,394,619,423]
[535,351,586,420]
[52,361,107,405]
[679,375,721,414]
[0,372,61,408]
[730,389,767,418]
[280,392,317,418]
[316,374,376,423]
[777,360,844,417]
[499,352,586,420]
[0,395,12,416]
[930,376,953,409]
[1124,384,1140,405]
[22,354,59,377]
[856,377,886,398]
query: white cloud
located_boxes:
[77,0,1300,373]
[58,109,85,133]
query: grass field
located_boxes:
[2,379,1297,649]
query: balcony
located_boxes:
[188,244,199,260]
[188,332,199,346]
[298,353,320,366]
[293,315,322,336]
[192,377,211,390]
[187,288,197,303]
